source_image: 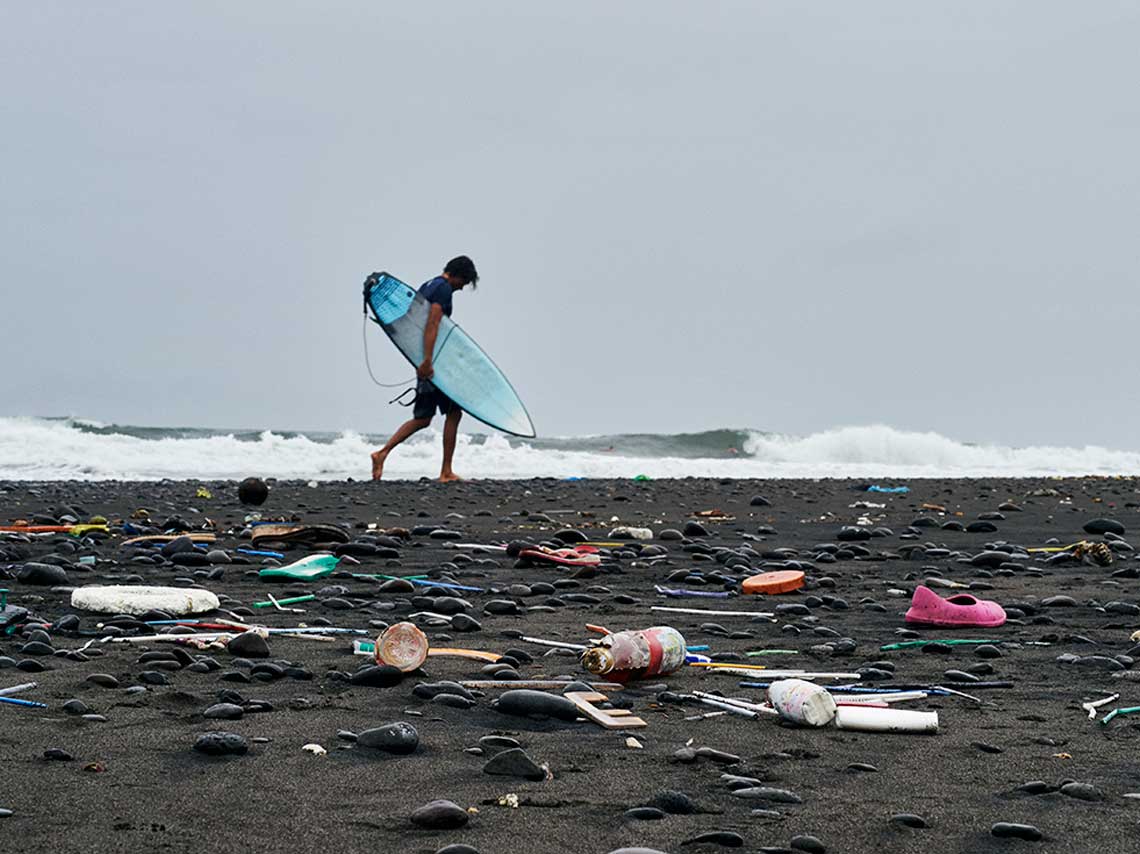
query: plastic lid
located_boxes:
[376,621,429,671]
[742,570,805,595]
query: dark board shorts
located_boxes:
[413,379,460,420]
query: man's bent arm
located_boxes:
[419,303,444,378]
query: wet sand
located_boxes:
[1,476,1138,854]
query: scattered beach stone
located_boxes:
[731,787,802,803]
[683,521,709,537]
[1015,781,1055,795]
[478,735,520,751]
[435,846,480,854]
[414,681,476,701]
[971,741,1003,754]
[432,693,475,709]
[624,807,666,821]
[1084,519,1125,535]
[450,614,482,632]
[1060,782,1104,801]
[649,790,698,814]
[193,732,248,756]
[350,665,404,687]
[482,747,545,780]
[991,822,1043,841]
[890,813,928,828]
[227,631,270,658]
[491,689,579,721]
[681,831,744,847]
[43,748,74,761]
[203,703,244,720]
[17,563,69,585]
[410,799,469,830]
[61,699,90,716]
[357,722,419,754]
[790,835,826,853]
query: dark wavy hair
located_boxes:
[444,255,479,287]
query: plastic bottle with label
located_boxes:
[581,626,687,683]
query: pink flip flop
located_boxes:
[904,585,1007,628]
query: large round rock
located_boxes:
[238,477,269,506]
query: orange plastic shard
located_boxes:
[426,648,502,662]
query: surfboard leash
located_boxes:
[360,276,461,402]
[361,310,416,390]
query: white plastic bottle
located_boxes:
[767,679,838,726]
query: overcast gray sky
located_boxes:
[3,1,1138,448]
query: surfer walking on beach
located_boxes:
[371,256,479,482]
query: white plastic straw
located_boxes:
[652,606,775,618]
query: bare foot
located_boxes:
[439,471,463,483]
[371,450,387,480]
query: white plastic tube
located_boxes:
[834,705,939,733]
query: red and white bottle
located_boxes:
[581,626,687,683]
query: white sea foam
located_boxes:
[1,416,1138,481]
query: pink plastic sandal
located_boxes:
[904,585,1007,628]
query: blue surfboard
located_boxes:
[364,272,536,438]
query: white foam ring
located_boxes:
[1,417,1139,481]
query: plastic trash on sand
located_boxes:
[834,705,939,733]
[70,585,220,616]
[608,526,654,540]
[768,679,838,726]
[581,626,686,683]
[374,621,429,671]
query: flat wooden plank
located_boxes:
[565,691,647,729]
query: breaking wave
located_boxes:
[1,417,1139,481]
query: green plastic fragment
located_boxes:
[879,639,1000,651]
[745,649,799,656]
[1100,706,1140,726]
[252,594,316,608]
[258,554,341,581]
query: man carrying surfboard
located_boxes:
[370,256,479,482]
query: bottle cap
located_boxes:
[581,646,614,675]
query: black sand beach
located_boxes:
[1,477,1138,854]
